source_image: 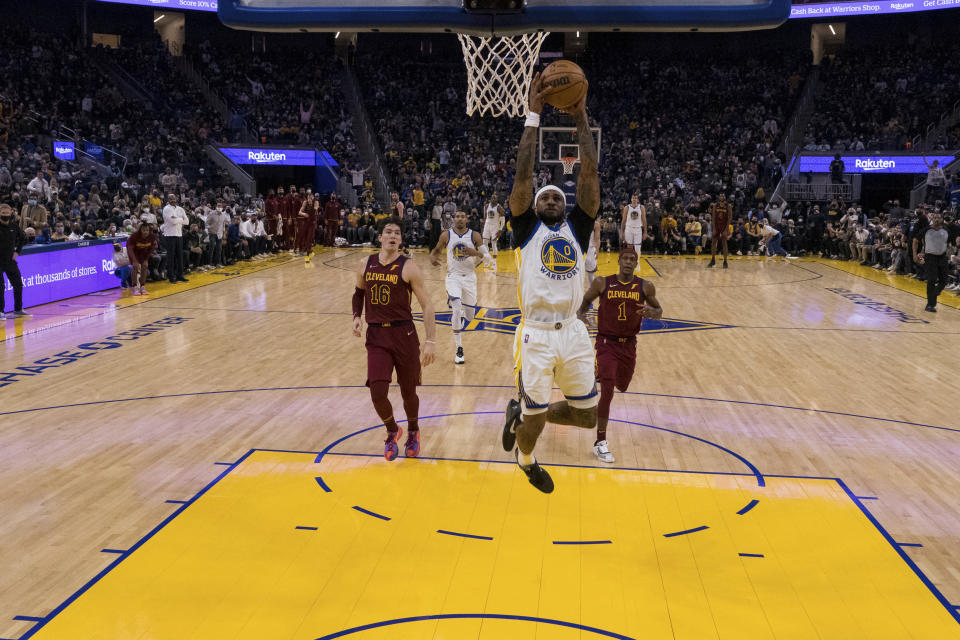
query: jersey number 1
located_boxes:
[618,302,627,321]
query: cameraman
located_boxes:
[0,203,30,319]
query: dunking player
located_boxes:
[429,209,494,364]
[620,194,646,255]
[500,72,600,493]
[578,246,662,462]
[352,217,436,460]
[708,193,732,268]
[481,194,505,271]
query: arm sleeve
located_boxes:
[510,207,539,249]
[352,287,365,318]
[567,204,594,253]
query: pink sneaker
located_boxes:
[384,427,402,461]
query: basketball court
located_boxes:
[2,249,959,639]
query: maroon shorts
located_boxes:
[596,335,637,392]
[365,323,421,387]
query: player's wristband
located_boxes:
[425,340,435,344]
[524,111,541,128]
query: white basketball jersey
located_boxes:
[515,221,584,322]
[447,228,478,277]
[625,204,644,228]
[484,203,501,229]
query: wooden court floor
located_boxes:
[1,247,959,639]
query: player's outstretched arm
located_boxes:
[571,97,599,218]
[509,73,545,217]
[577,276,605,324]
[640,280,663,320]
[429,230,449,266]
[404,260,436,366]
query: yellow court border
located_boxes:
[23,442,960,640]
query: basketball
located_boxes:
[540,60,587,110]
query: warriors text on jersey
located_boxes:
[363,254,412,323]
[512,204,595,322]
[447,228,478,277]
[597,275,645,338]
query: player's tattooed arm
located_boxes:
[641,280,663,320]
[577,276,605,325]
[510,73,545,217]
[574,107,599,218]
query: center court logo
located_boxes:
[540,237,577,278]
[247,151,286,163]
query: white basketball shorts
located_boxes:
[482,223,499,241]
[513,317,598,415]
[623,227,644,253]
[446,272,477,308]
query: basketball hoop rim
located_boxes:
[561,156,578,174]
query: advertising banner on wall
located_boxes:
[797,155,955,174]
[11,242,122,309]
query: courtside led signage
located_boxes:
[796,155,955,174]
[94,0,217,11]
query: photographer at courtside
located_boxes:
[0,203,30,319]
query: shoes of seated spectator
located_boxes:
[872,263,882,269]
[384,427,402,461]
[736,250,743,256]
[593,440,615,463]
[404,428,420,458]
[455,346,465,365]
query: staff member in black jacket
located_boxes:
[1,203,30,319]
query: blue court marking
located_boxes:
[100,549,126,555]
[312,613,635,640]
[553,540,612,545]
[835,478,960,626]
[295,526,319,531]
[856,496,879,500]
[213,462,233,466]
[165,499,188,504]
[436,529,493,541]
[13,616,44,622]
[310,411,765,491]
[663,525,710,538]
[738,553,765,558]
[896,542,924,548]
[818,261,960,313]
[645,258,662,277]
[314,476,332,492]
[3,384,956,436]
[737,499,759,515]
[16,448,258,640]
[352,506,391,521]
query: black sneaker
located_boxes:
[502,398,521,452]
[516,449,554,494]
[12,310,30,318]
[454,346,465,365]
[722,260,729,269]
[924,304,937,313]
[706,259,715,268]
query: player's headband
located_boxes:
[619,246,638,258]
[534,185,565,206]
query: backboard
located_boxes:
[219,0,793,35]
[539,126,601,166]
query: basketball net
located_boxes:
[561,156,578,175]
[458,32,549,118]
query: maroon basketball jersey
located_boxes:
[597,275,645,337]
[364,254,413,323]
